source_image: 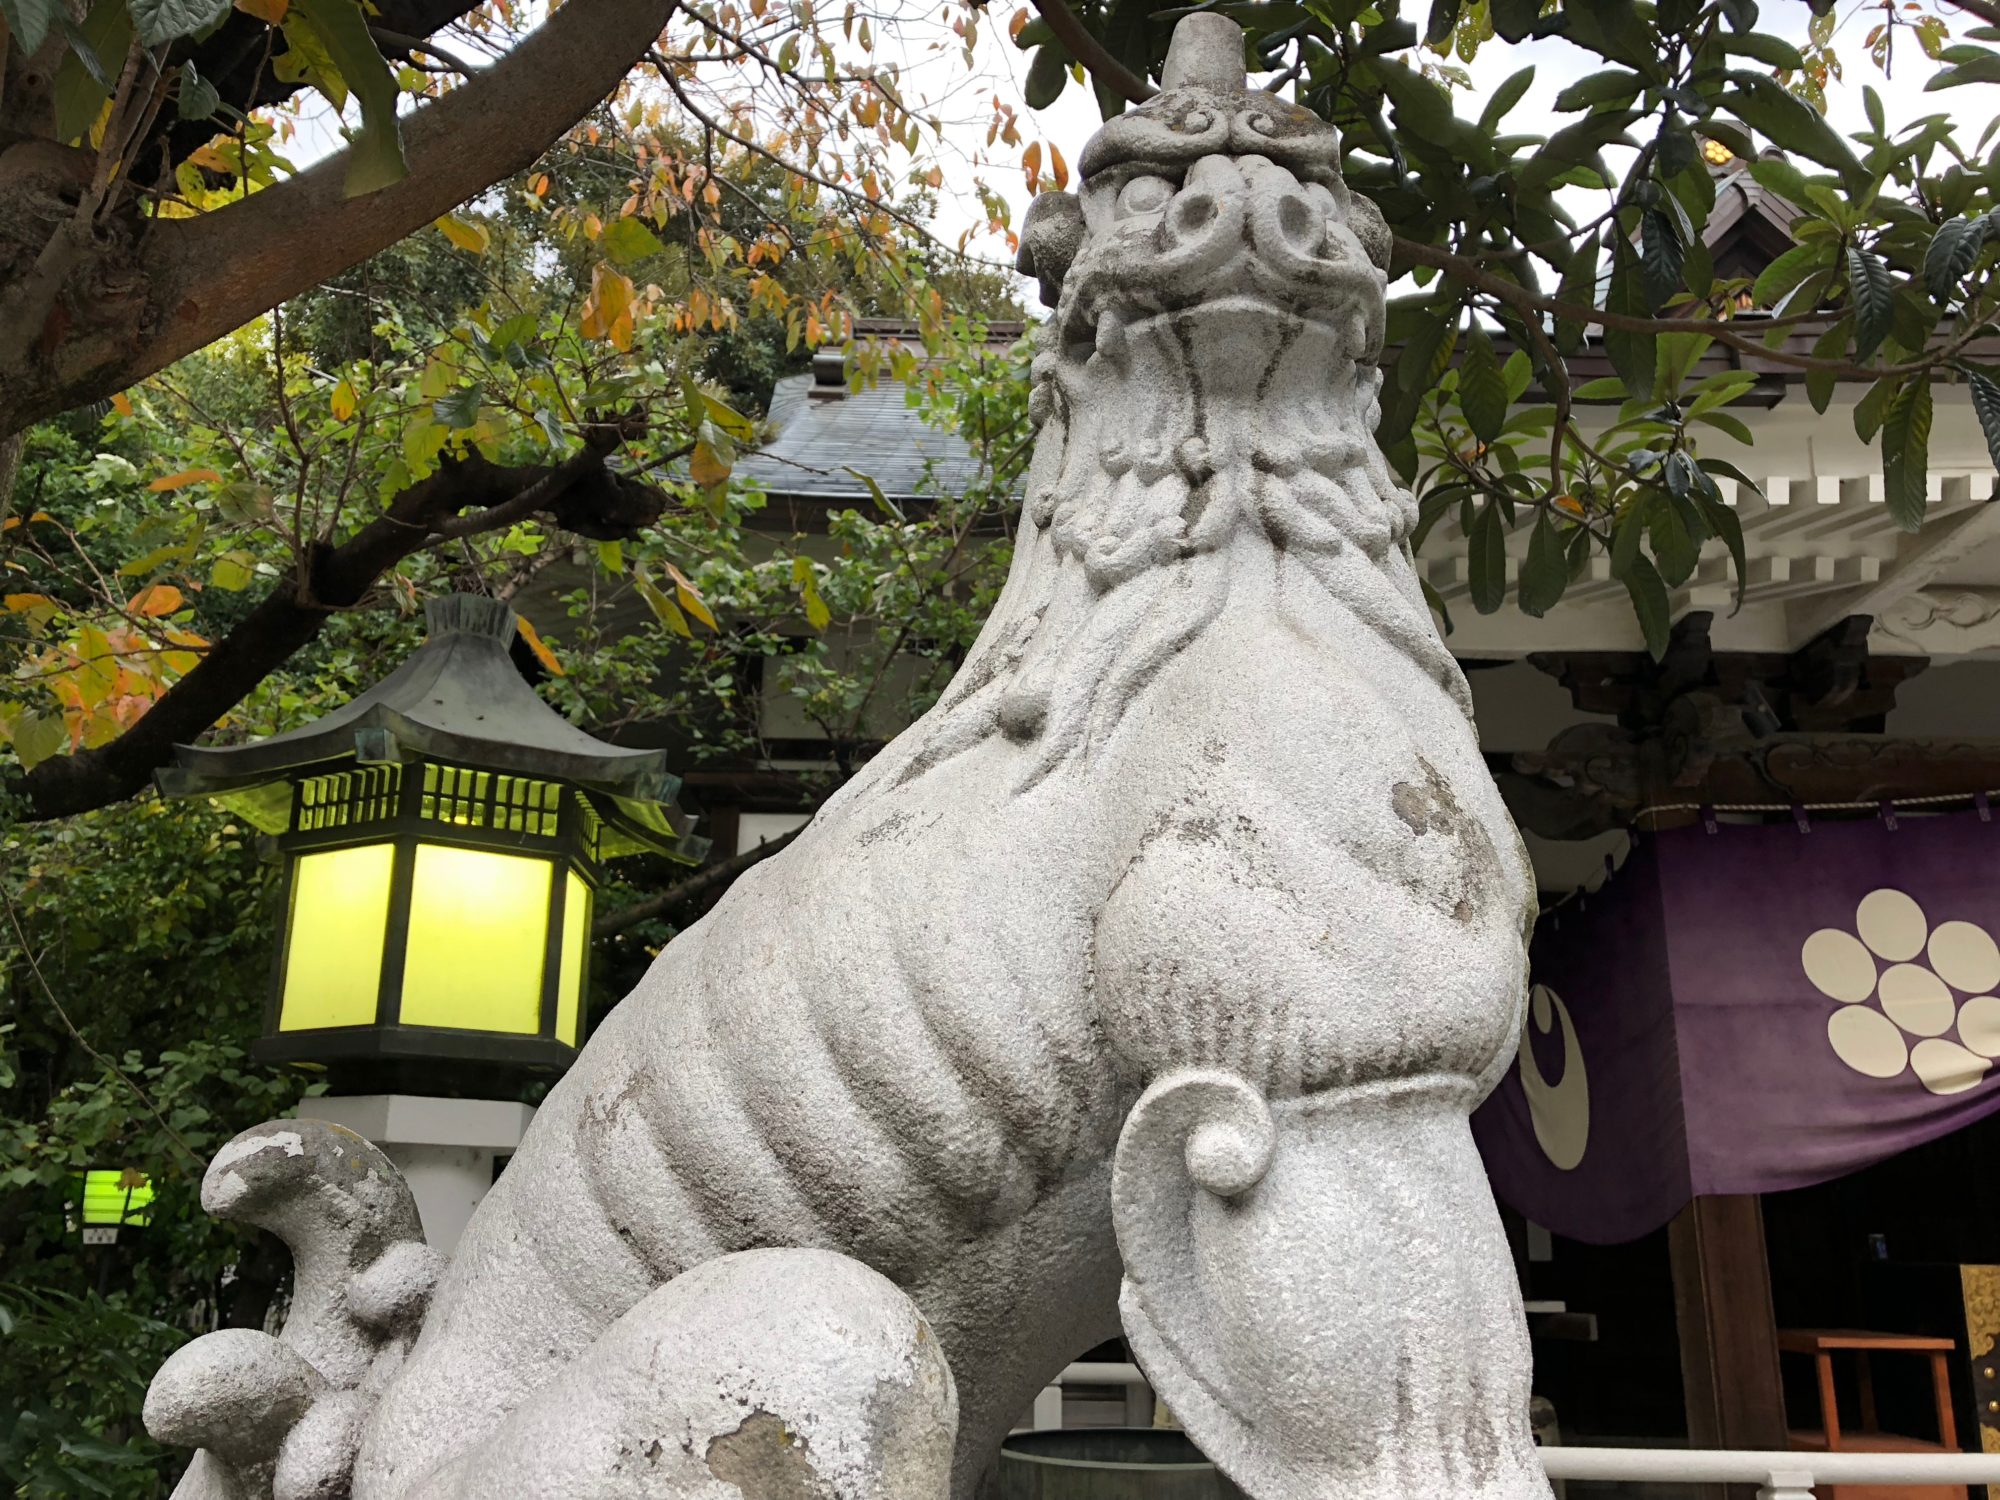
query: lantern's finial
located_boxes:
[1160,12,1245,92]
[424,594,516,642]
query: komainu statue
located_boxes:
[149,14,1547,1498]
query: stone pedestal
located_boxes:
[302,1095,535,1253]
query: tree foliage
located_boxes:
[1015,0,2000,654]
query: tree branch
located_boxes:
[1028,0,1155,106]
[0,0,679,435]
[1394,235,1943,381]
[4,449,642,821]
[593,821,804,937]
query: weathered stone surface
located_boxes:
[395,1249,956,1499]
[145,1121,441,1499]
[152,14,1546,1496]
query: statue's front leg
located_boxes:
[1093,770,1549,1500]
[1112,1068,1547,1500]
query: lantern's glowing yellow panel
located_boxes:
[82,1169,154,1226]
[280,844,394,1030]
[556,871,591,1046]
[399,845,550,1033]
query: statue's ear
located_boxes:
[1017,191,1085,309]
[1347,190,1392,273]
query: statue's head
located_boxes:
[1016,14,1391,383]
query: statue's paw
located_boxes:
[147,1328,326,1492]
[426,1248,959,1499]
[273,1390,373,1500]
[347,1242,445,1336]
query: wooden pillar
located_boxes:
[1670,1194,1788,1500]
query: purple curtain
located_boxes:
[1473,809,2000,1244]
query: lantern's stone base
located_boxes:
[302,1095,534,1253]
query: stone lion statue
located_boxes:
[147,16,1546,1499]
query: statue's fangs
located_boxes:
[148,15,1549,1498]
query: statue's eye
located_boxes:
[1116,175,1174,218]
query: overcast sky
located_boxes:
[278,2,1967,286]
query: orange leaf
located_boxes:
[148,468,221,492]
[516,615,566,677]
[129,583,184,618]
[1008,7,1027,38]
[110,392,133,416]
[235,0,288,22]
[1022,141,1042,182]
[1050,144,1069,191]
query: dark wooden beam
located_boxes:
[1670,1195,1788,1500]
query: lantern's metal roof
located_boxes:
[158,595,702,861]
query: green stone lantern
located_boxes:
[158,595,703,1090]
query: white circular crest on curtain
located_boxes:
[1802,890,2000,1096]
[1518,983,1589,1171]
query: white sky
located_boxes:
[278,1,1965,280]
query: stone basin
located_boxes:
[997,1429,1248,1499]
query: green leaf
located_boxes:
[432,386,480,428]
[1552,68,1644,112]
[1425,0,1462,44]
[8,711,64,770]
[1479,65,1534,131]
[600,215,666,267]
[129,0,227,45]
[1622,553,1672,659]
[1024,43,1069,109]
[289,0,407,196]
[1854,375,1894,443]
[1649,491,1698,585]
[1923,218,1986,303]
[1467,501,1507,615]
[1968,371,2000,474]
[1847,245,1895,359]
[1692,475,1749,611]
[1518,513,1568,617]
[52,0,130,142]
[1881,377,1933,533]
[1420,576,1455,634]
[1720,74,1866,186]
[210,550,256,591]
[1720,30,1805,69]
[1752,242,1825,309]
[1806,318,1850,414]
[1554,236,1600,354]
[1458,330,1509,443]
[1747,156,1812,205]
[0,0,58,52]
[1641,208,1684,309]
[1489,0,1539,41]
[1604,238,1656,400]
[177,60,221,121]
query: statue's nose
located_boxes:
[1154,156,1250,278]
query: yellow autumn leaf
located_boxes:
[580,263,637,350]
[689,442,729,488]
[664,562,717,631]
[330,378,357,421]
[435,214,490,255]
[148,468,222,492]
[3,593,57,612]
[110,392,133,416]
[129,583,185,617]
[515,615,566,676]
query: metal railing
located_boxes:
[1035,1365,2000,1497]
[1541,1444,2000,1498]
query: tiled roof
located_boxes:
[731,371,993,503]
